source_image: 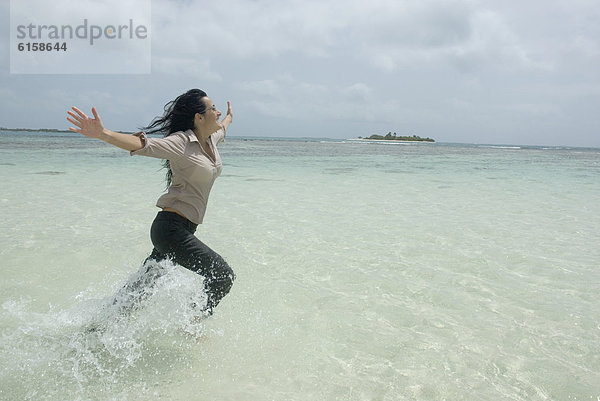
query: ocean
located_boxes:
[0,130,599,400]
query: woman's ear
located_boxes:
[193,113,204,128]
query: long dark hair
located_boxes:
[142,89,208,186]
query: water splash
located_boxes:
[0,259,210,399]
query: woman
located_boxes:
[67,89,235,315]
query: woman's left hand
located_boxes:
[221,101,233,130]
[226,101,232,121]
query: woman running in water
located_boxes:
[67,89,235,315]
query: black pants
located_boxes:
[146,211,235,314]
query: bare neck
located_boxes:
[193,128,211,144]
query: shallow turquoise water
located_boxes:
[1,131,599,400]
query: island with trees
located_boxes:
[0,127,135,134]
[0,127,71,133]
[354,132,435,142]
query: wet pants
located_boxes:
[147,211,235,314]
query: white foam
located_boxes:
[0,259,209,398]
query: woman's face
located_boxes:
[197,97,222,133]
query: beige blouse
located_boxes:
[131,128,225,224]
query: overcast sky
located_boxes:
[1,0,599,146]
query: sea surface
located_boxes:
[0,131,599,400]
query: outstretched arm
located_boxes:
[220,101,233,131]
[67,106,144,152]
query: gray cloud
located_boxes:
[1,0,599,146]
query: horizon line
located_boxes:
[0,127,597,149]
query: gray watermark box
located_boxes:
[10,0,151,74]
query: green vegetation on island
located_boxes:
[358,132,435,142]
[0,127,136,134]
[0,127,72,133]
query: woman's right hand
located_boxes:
[67,106,104,139]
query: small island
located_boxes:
[0,127,136,134]
[356,132,435,142]
[0,127,71,133]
